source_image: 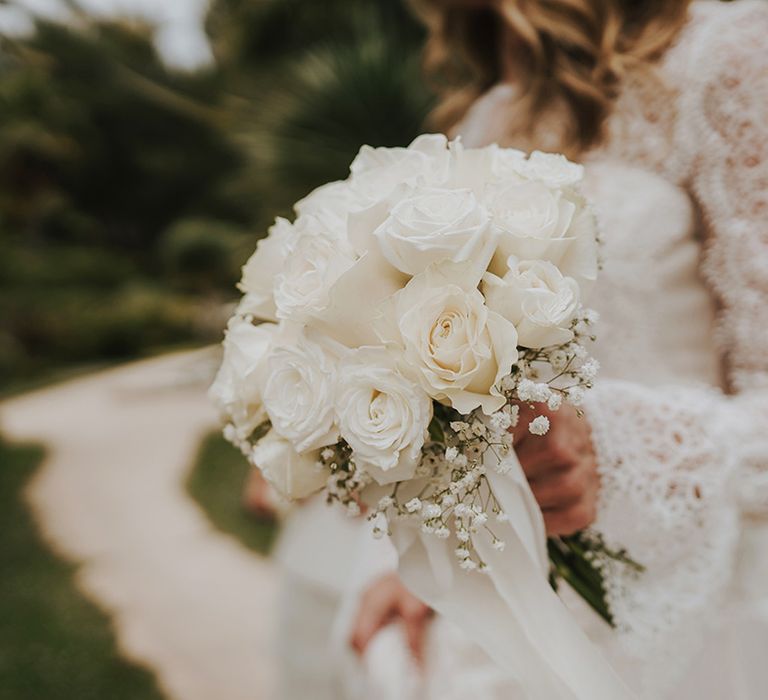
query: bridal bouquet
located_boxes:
[211,135,638,629]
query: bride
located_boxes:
[347,0,768,697]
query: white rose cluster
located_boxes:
[211,134,600,517]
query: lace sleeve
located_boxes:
[582,4,768,694]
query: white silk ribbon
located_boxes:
[389,448,637,699]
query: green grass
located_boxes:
[0,438,165,700]
[186,433,278,555]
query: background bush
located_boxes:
[0,0,432,392]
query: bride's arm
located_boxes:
[581,0,768,675]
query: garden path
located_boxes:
[1,349,278,700]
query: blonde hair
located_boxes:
[415,0,692,156]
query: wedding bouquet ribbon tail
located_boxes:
[392,451,637,700]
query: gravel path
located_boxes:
[1,349,277,700]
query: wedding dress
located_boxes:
[337,1,768,698]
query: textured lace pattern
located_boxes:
[458,1,768,696]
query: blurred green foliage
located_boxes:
[0,0,431,391]
[0,436,165,699]
[187,432,277,556]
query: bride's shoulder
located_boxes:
[671,0,768,67]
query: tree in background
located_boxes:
[0,0,432,389]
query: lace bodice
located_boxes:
[459,1,768,697]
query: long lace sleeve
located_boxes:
[582,3,768,694]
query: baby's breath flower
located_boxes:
[435,527,450,539]
[456,529,470,542]
[473,512,488,527]
[377,496,394,510]
[500,374,517,392]
[547,393,563,411]
[454,503,471,518]
[422,504,442,519]
[578,358,600,381]
[455,547,470,559]
[567,386,586,406]
[549,350,569,371]
[517,379,551,403]
[492,539,506,552]
[496,512,510,523]
[529,415,551,435]
[405,498,422,513]
[460,558,478,571]
[444,446,459,463]
[320,447,335,461]
[453,453,468,469]
[583,308,600,325]
[441,494,457,508]
[346,501,361,517]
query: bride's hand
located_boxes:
[513,403,600,536]
[349,572,432,665]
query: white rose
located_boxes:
[251,430,329,500]
[336,347,432,485]
[262,329,340,453]
[237,217,295,321]
[209,318,276,442]
[517,151,584,188]
[483,258,580,348]
[377,261,518,415]
[446,141,526,195]
[487,181,598,282]
[273,215,356,323]
[349,134,451,202]
[373,187,494,275]
[294,179,367,225]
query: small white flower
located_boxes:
[422,504,442,519]
[435,527,450,539]
[473,512,488,527]
[567,386,586,406]
[583,309,600,325]
[455,547,470,559]
[500,374,517,392]
[490,410,512,433]
[377,496,395,510]
[496,512,510,523]
[444,446,459,463]
[346,501,361,517]
[453,453,469,469]
[547,393,563,411]
[441,494,457,508]
[572,344,588,360]
[549,350,569,371]
[320,447,335,461]
[460,558,478,571]
[454,503,471,517]
[421,522,435,534]
[517,379,551,403]
[492,539,506,552]
[405,498,422,513]
[456,529,470,542]
[578,358,600,381]
[529,415,551,435]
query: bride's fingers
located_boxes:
[542,496,598,536]
[400,598,432,667]
[349,597,395,656]
[528,467,584,509]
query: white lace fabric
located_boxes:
[456,1,768,696]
